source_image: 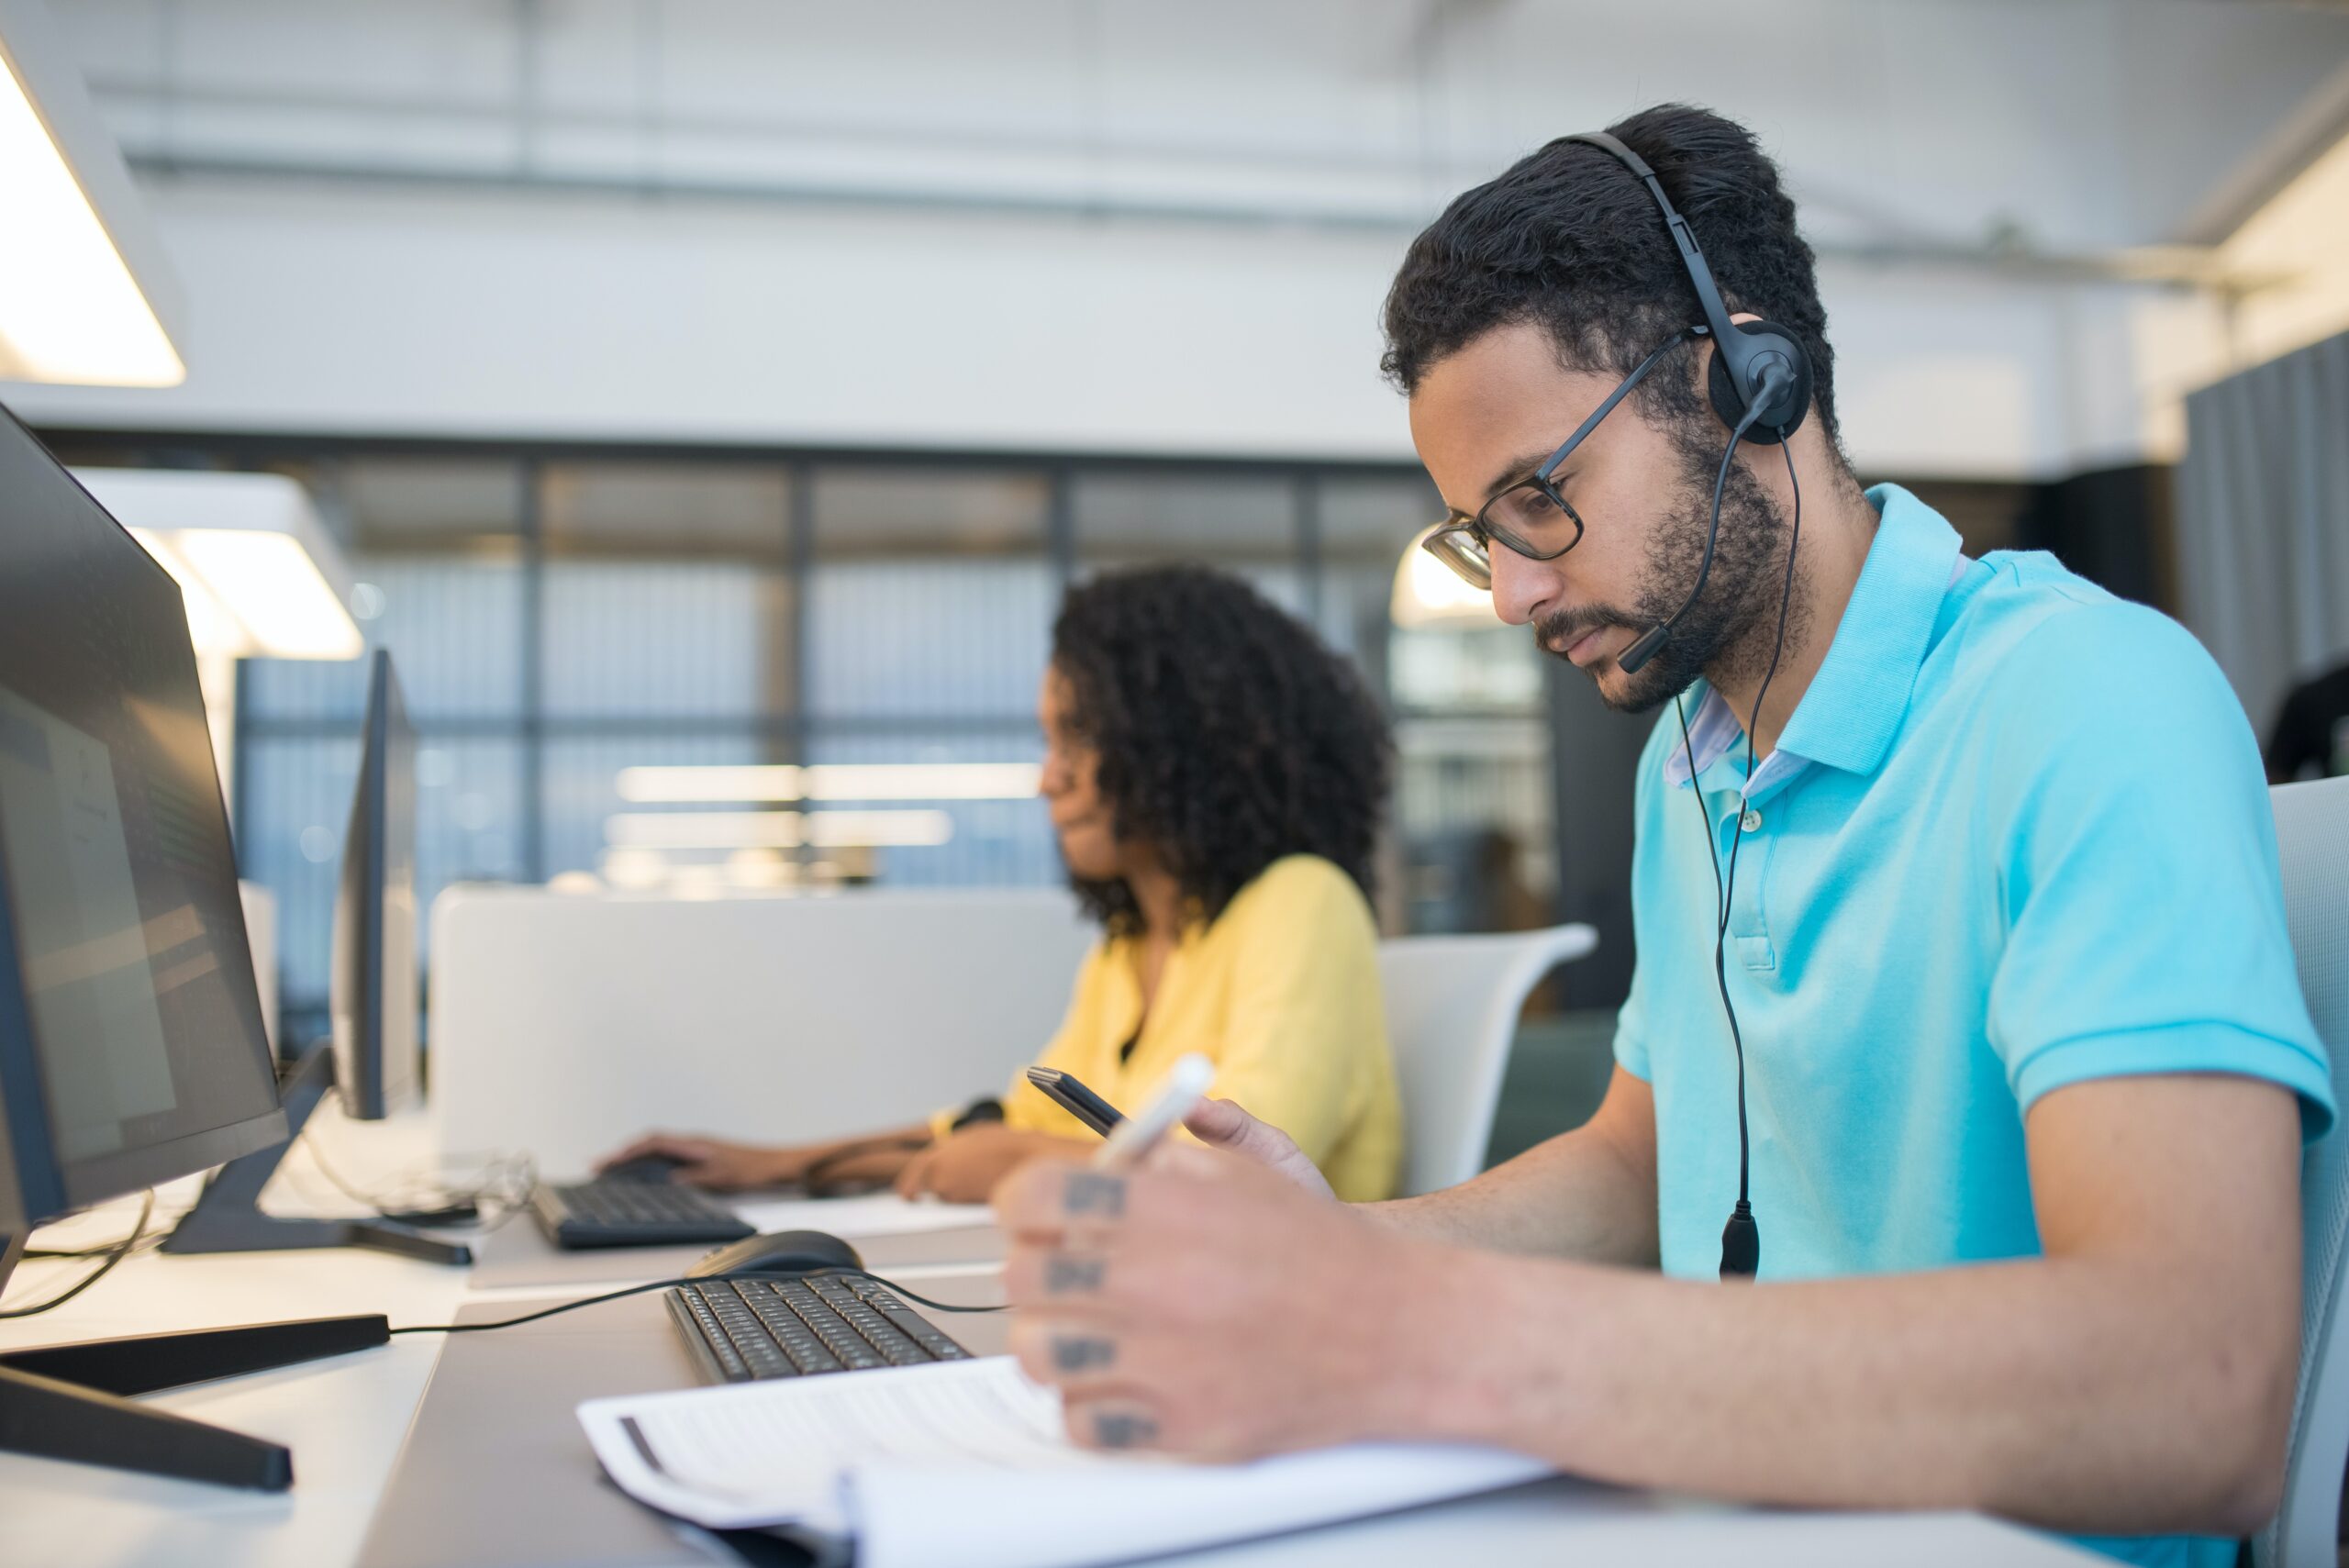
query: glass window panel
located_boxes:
[415,737,530,908]
[802,731,1056,891]
[543,462,789,559]
[239,736,525,1035]
[1389,622,1544,712]
[807,560,1053,719]
[245,556,526,723]
[540,733,774,885]
[1318,559,1396,686]
[542,562,786,718]
[235,734,359,1039]
[1393,716,1556,936]
[813,467,1048,557]
[1319,473,1437,564]
[1072,472,1295,562]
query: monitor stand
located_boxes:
[0,1231,389,1488]
[161,1042,472,1266]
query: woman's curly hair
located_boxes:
[1052,565,1392,935]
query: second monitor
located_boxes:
[164,648,465,1263]
[333,649,419,1121]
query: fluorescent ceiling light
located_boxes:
[0,2,185,385]
[605,810,956,850]
[77,468,363,660]
[167,529,364,659]
[616,762,1041,803]
[1390,528,1498,628]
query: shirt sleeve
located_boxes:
[1982,596,2333,1137]
[1612,962,1653,1083]
[1191,863,1386,1168]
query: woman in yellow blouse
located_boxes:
[600,565,1402,1203]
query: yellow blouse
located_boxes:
[976,854,1402,1202]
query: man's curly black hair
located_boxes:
[1052,565,1392,935]
[1380,103,1844,451]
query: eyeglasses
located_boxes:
[1419,327,1703,591]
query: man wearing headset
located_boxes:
[993,104,2332,1568]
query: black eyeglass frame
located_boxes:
[1420,326,1705,591]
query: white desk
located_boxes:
[0,1118,2099,1568]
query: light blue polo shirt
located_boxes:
[1612,484,2333,1568]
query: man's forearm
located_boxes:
[1365,1118,1659,1265]
[1389,1248,2289,1539]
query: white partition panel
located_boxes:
[238,879,278,1056]
[429,886,1095,1177]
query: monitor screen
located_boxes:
[0,407,282,1218]
[330,651,418,1119]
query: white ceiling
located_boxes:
[49,0,2349,262]
[11,0,2344,474]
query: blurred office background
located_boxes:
[9,0,2349,1150]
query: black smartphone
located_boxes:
[1023,1066,1127,1138]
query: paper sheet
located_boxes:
[579,1356,1551,1568]
[729,1191,994,1239]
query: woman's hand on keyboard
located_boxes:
[594,1133,803,1192]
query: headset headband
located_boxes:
[1562,130,1809,441]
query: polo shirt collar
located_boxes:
[1662,484,1962,793]
[1779,484,1963,777]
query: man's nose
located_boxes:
[1486,547,1549,628]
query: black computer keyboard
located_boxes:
[666,1274,972,1383]
[529,1179,755,1250]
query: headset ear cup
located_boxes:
[1706,320,1814,445]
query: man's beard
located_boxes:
[1532,424,1803,717]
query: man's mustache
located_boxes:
[1531,606,1641,657]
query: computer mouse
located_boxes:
[601,1152,687,1184]
[688,1229,864,1279]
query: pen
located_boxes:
[1089,1053,1214,1172]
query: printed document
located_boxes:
[579,1355,1549,1568]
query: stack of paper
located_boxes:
[579,1357,1550,1568]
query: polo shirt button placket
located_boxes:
[1726,800,1776,973]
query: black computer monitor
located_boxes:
[0,408,284,1239]
[0,403,389,1491]
[330,650,418,1121]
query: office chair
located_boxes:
[1375,923,1598,1196]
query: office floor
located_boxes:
[1482,1009,1619,1168]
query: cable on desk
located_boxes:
[294,1097,537,1231]
[1,1189,156,1318]
[387,1268,1008,1336]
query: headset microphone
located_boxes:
[1616,623,1671,677]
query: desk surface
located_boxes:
[0,1115,2099,1568]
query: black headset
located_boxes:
[1561,128,1814,1280]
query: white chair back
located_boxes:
[1375,924,1598,1197]
[2258,775,2349,1568]
[429,885,1094,1177]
